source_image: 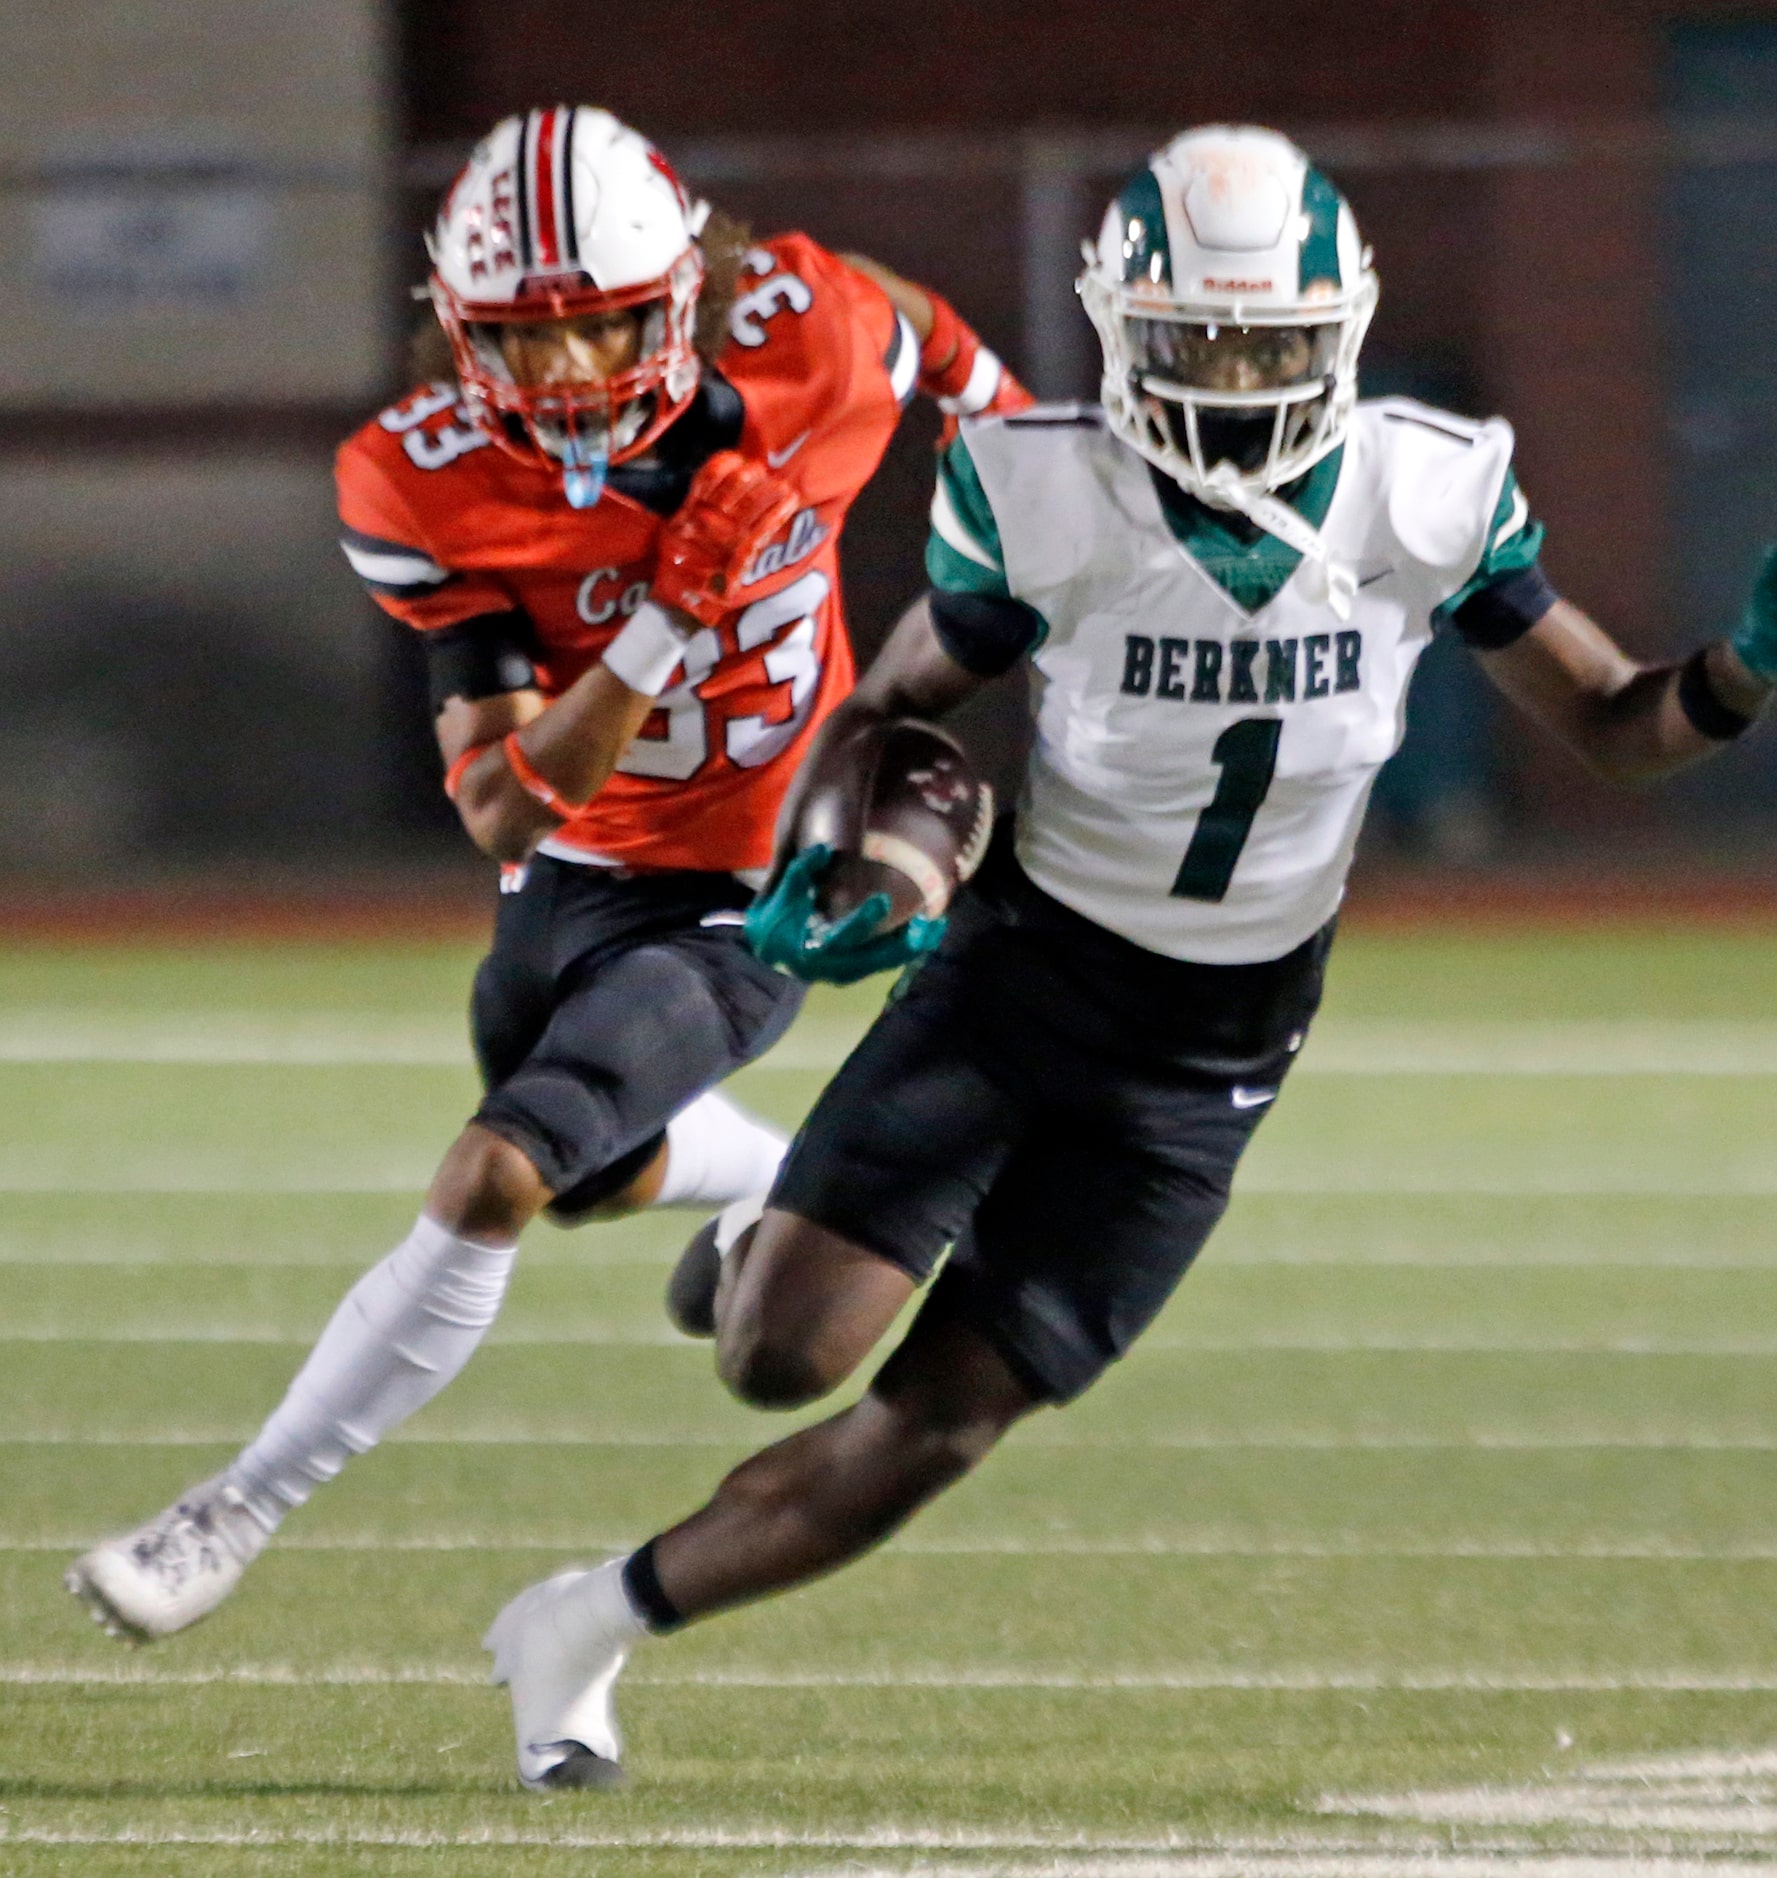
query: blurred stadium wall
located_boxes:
[2,0,1776,887]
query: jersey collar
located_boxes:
[1147,446,1345,617]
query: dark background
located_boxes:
[10,0,1777,883]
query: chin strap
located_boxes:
[1200,463,1355,622]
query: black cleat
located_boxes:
[664,1217,722,1338]
[533,1743,625,1790]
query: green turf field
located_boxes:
[5,923,1777,1875]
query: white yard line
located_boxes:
[17,1327,1777,1354]
[7,1169,1777,1195]
[9,1249,1777,1272]
[9,1662,1777,1693]
[17,1533,1777,1561]
[793,1864,1777,1878]
[13,1429,1777,1452]
[1328,1743,1777,1845]
[1237,1175,1777,1197]
[6,1012,1777,1075]
[798,1864,1777,1877]
[0,1832,1754,1876]
[1298,1020,1777,1076]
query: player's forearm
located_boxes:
[1568,543,1777,780]
[1569,643,1769,782]
[1483,602,1772,784]
[449,664,658,862]
[839,253,1031,419]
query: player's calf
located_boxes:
[487,1315,1038,1789]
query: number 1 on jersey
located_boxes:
[1171,717,1282,902]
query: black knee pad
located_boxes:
[475,1065,629,1199]
[545,1130,667,1226]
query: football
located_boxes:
[794,718,994,934]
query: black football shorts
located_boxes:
[771,832,1332,1400]
[470,856,803,1218]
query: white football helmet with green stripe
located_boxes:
[1080,126,1377,509]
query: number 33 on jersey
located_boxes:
[334,232,922,875]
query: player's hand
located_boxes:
[745,845,948,985]
[652,450,802,626]
[1733,542,1777,684]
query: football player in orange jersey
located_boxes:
[67,104,1030,1646]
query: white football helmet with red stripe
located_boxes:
[428,106,707,505]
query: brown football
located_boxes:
[796,719,994,936]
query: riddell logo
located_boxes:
[742,507,829,584]
[1200,277,1273,293]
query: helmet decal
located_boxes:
[1180,155,1290,253]
[1298,165,1342,292]
[1114,168,1171,291]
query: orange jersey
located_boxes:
[337,233,919,874]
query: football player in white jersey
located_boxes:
[479,126,1777,1789]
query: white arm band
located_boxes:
[601,600,690,697]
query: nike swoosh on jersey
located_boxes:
[767,430,812,469]
[1356,565,1395,589]
[1230,1086,1277,1109]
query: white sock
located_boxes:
[575,1556,653,1647]
[227,1214,516,1530]
[713,1192,767,1256]
[653,1090,786,1209]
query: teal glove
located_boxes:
[746,845,948,986]
[1732,542,1777,683]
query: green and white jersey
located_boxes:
[927,398,1541,965]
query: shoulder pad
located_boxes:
[1358,399,1515,577]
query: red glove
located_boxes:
[652,450,802,625]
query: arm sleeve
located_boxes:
[1445,564,1562,651]
[914,289,1034,420]
[1433,465,1557,649]
[422,610,541,712]
[929,589,1047,677]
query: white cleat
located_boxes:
[65,1474,268,1642]
[484,1561,638,1791]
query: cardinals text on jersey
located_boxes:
[927,398,1543,964]
[337,233,921,875]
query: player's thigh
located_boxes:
[476,925,800,1203]
[768,953,1028,1293]
[928,1082,1273,1402]
[468,864,563,1089]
